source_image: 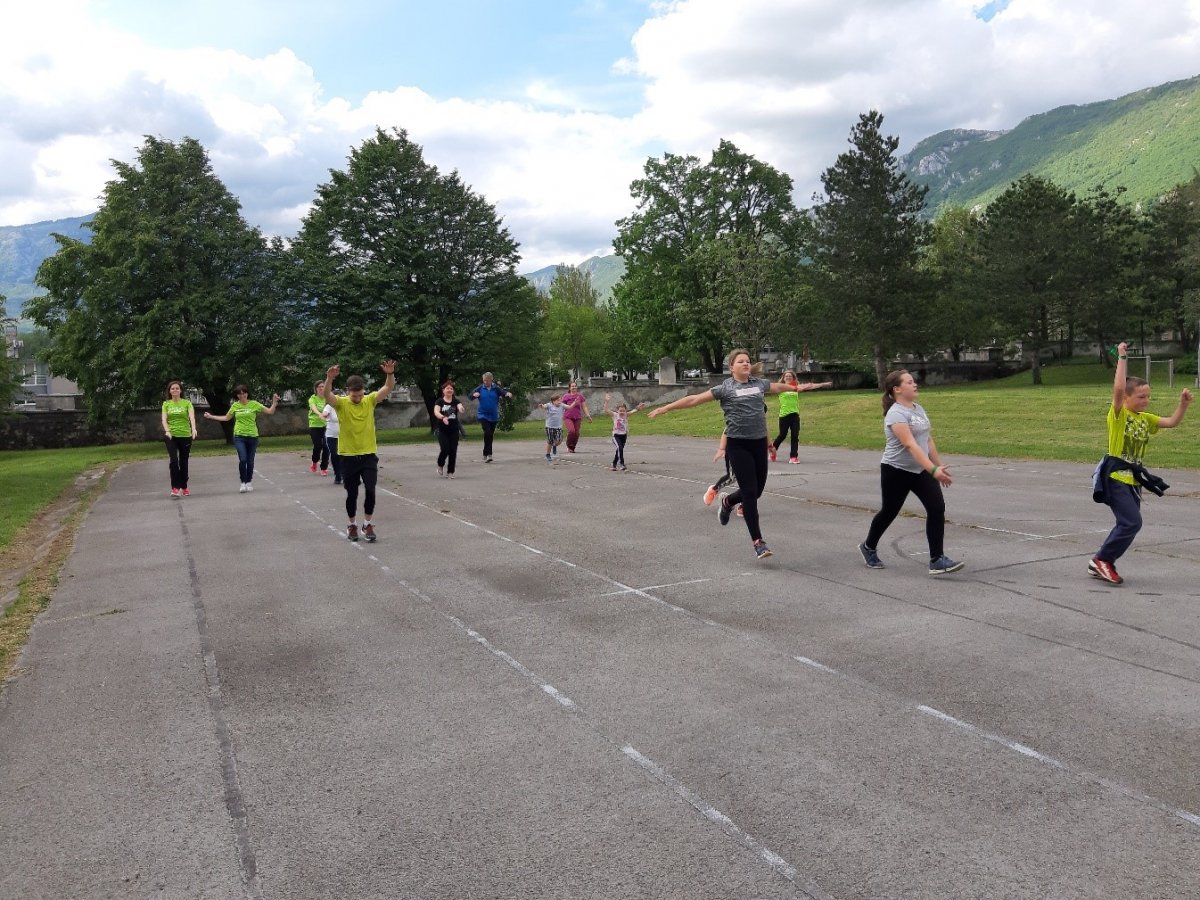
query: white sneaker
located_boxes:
[245,483,254,492]
[239,483,248,493]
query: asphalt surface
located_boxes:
[1,435,1198,899]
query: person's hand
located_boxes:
[934,465,952,487]
[1181,388,1193,404]
[712,448,725,461]
[604,393,611,401]
[191,430,198,439]
[327,364,340,379]
[381,360,397,375]
[637,402,646,410]
[272,393,280,403]
[1117,341,1128,357]
[587,416,593,423]
[648,407,663,419]
[471,391,480,399]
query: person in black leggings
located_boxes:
[859,369,963,575]
[648,349,809,560]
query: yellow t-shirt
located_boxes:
[329,392,380,456]
[1106,405,1160,485]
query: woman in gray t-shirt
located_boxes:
[648,348,809,561]
[858,369,963,575]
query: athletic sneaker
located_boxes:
[181,488,190,497]
[484,456,492,463]
[245,483,254,492]
[310,462,318,473]
[545,453,552,462]
[753,540,773,559]
[620,465,628,472]
[347,523,358,542]
[858,543,885,569]
[718,494,733,526]
[363,523,377,543]
[447,473,455,479]
[735,505,744,517]
[610,465,618,471]
[789,457,799,464]
[437,465,444,477]
[320,469,328,476]
[703,485,718,506]
[929,555,964,575]
[333,478,342,485]
[769,446,777,462]
[239,483,248,493]
[170,488,180,498]
[1088,557,1123,584]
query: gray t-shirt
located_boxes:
[543,401,566,429]
[710,376,770,440]
[881,402,931,473]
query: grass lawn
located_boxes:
[1,359,1196,554]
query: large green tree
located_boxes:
[807,111,931,386]
[1143,171,1200,353]
[1069,186,1143,360]
[919,205,995,360]
[292,128,541,427]
[542,266,607,380]
[975,175,1078,384]
[613,140,801,372]
[28,136,289,426]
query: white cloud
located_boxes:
[1,0,1198,269]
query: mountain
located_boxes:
[1,215,92,319]
[522,253,626,302]
[901,74,1200,212]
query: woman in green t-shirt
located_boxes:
[203,385,280,493]
[769,369,832,463]
[161,380,198,498]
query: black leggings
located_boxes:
[611,433,627,467]
[773,413,799,458]
[309,426,329,469]
[725,437,769,542]
[480,420,498,458]
[341,453,378,520]
[864,464,946,560]
[165,437,192,489]
[437,430,460,474]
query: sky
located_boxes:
[2,0,1199,271]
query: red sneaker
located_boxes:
[703,485,718,506]
[310,462,318,473]
[768,446,777,462]
[181,488,190,497]
[788,457,799,464]
[1087,557,1123,585]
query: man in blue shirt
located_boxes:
[471,371,513,462]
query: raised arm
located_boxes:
[647,390,715,419]
[374,360,397,402]
[1158,388,1193,429]
[263,393,280,415]
[323,364,340,405]
[1111,342,1129,412]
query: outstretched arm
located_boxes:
[374,360,397,402]
[1158,388,1193,429]
[647,390,715,419]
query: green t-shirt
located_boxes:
[778,390,800,417]
[329,392,380,456]
[229,400,267,438]
[1106,405,1160,485]
[307,394,326,428]
[162,399,194,438]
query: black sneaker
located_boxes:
[859,543,885,569]
[363,523,377,543]
[484,456,492,463]
[718,494,732,526]
[753,540,772,560]
[347,524,358,542]
[929,555,964,575]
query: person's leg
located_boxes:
[361,455,378,520]
[1097,484,1143,562]
[614,433,627,467]
[787,413,800,459]
[342,455,362,521]
[481,420,496,458]
[724,439,767,542]
[326,436,341,482]
[447,432,459,475]
[864,464,914,552]
[165,437,181,490]
[244,437,258,483]
[309,427,323,467]
[318,428,329,471]
[909,471,948,560]
[233,436,250,484]
[177,438,192,490]
[566,418,580,452]
[437,432,449,471]
[611,434,620,468]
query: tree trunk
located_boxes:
[873,344,888,390]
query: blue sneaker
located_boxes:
[718,493,732,526]
[753,540,772,560]
[929,555,964,575]
[859,543,885,569]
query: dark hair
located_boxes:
[441,380,455,392]
[314,380,324,391]
[234,384,249,397]
[881,369,909,412]
[165,379,183,398]
[1124,376,1148,394]
[346,375,366,391]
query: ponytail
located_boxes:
[881,369,908,413]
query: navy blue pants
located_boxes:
[1097,482,1142,562]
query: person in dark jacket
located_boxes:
[471,372,512,463]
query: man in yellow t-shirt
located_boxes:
[322,360,397,543]
[1089,341,1192,585]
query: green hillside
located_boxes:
[903,74,1200,212]
[1,215,92,319]
[522,253,626,302]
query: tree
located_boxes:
[975,175,1077,384]
[919,205,994,360]
[808,111,931,386]
[292,128,542,428]
[1143,171,1200,354]
[542,266,607,380]
[613,140,802,372]
[27,136,290,428]
[1069,186,1143,361]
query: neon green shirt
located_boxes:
[307,394,326,428]
[229,400,267,438]
[1106,405,1160,485]
[329,392,380,456]
[162,399,194,438]
[778,391,800,417]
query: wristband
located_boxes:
[931,465,940,476]
[1118,355,1128,360]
